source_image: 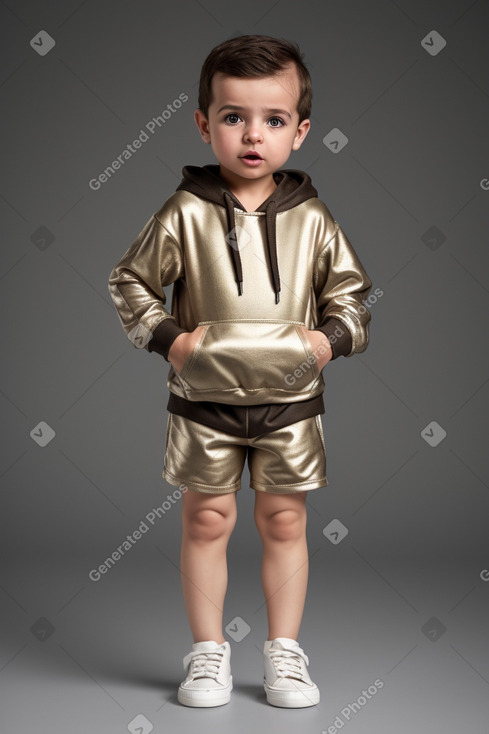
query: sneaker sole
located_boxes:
[178,677,233,707]
[264,680,320,708]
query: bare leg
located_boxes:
[254,492,309,640]
[180,489,237,644]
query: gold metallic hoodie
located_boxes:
[108,165,372,437]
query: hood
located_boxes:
[176,164,318,303]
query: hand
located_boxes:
[168,325,206,374]
[301,328,333,372]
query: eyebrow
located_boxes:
[216,105,292,119]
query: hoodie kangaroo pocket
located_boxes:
[178,320,319,397]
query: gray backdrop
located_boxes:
[1,1,488,732]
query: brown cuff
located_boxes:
[147,318,188,362]
[313,317,352,359]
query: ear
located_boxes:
[194,109,211,143]
[291,118,311,151]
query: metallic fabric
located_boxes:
[163,412,328,494]
[108,191,372,406]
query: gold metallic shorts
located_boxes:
[163,413,328,494]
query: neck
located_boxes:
[218,168,277,210]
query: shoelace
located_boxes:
[188,649,224,680]
[269,648,309,681]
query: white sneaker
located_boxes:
[178,640,232,707]
[263,637,320,708]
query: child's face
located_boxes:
[194,63,310,189]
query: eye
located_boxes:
[268,117,285,127]
[225,113,242,124]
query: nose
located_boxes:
[243,121,263,143]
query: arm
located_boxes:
[107,212,189,362]
[311,220,373,360]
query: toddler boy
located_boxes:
[108,34,372,708]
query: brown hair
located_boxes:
[197,34,312,122]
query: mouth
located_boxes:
[240,152,263,161]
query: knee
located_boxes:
[184,508,236,542]
[256,508,305,543]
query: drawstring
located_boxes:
[224,192,243,296]
[223,192,281,303]
[265,200,281,303]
